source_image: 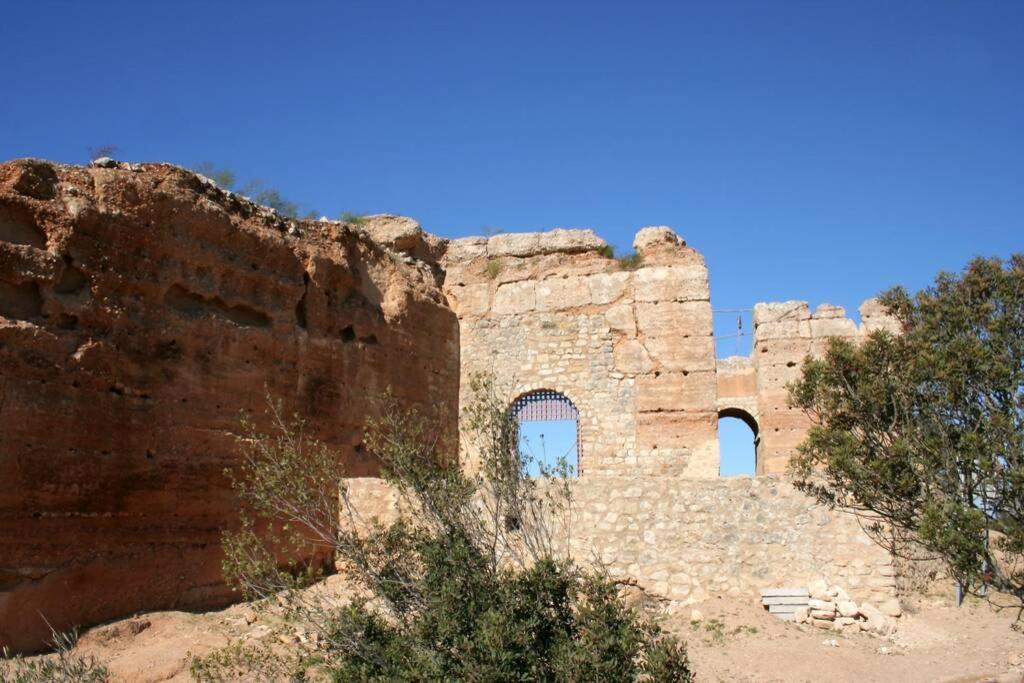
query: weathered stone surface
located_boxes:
[633,226,684,253]
[0,160,460,653]
[634,265,709,302]
[878,597,903,617]
[486,229,604,257]
[860,297,901,334]
[837,600,860,617]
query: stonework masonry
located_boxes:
[568,475,895,609]
[441,227,720,477]
[1,157,901,653]
[431,223,900,614]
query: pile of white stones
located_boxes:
[792,579,901,636]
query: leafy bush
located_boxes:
[617,253,644,271]
[1,628,108,683]
[190,162,315,219]
[196,377,693,680]
[789,255,1024,615]
[339,211,367,226]
[484,259,502,280]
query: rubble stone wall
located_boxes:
[347,475,899,607]
[569,475,897,607]
[0,160,460,652]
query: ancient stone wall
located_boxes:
[0,160,459,652]
[722,299,901,474]
[569,475,897,607]
[346,474,898,609]
[441,227,719,477]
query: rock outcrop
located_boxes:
[0,159,460,652]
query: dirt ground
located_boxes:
[31,579,1024,682]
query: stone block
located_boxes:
[635,411,715,450]
[492,280,535,315]
[642,336,717,372]
[635,371,717,413]
[487,232,540,257]
[445,236,487,262]
[588,271,630,305]
[634,264,709,302]
[753,301,810,327]
[760,587,809,598]
[878,598,902,617]
[613,338,654,375]
[636,301,712,335]
[837,600,859,618]
[535,276,591,311]
[810,316,858,339]
[448,283,489,317]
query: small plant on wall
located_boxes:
[484,258,502,279]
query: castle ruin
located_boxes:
[0,159,899,651]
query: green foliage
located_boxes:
[192,161,236,190]
[203,377,693,681]
[484,259,502,280]
[596,244,643,270]
[788,255,1024,612]
[190,162,316,219]
[1,628,108,682]
[339,211,367,226]
[617,252,644,271]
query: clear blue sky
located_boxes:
[3,1,1020,472]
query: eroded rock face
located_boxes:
[0,159,459,653]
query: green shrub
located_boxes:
[199,377,694,681]
[484,259,502,279]
[1,628,108,683]
[339,212,367,226]
[597,244,615,259]
[789,255,1024,616]
[617,253,644,271]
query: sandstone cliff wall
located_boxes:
[441,227,719,477]
[0,160,459,652]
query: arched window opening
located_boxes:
[718,408,759,476]
[511,389,579,477]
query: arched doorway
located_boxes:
[717,407,759,476]
[511,389,579,477]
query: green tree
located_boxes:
[788,255,1024,614]
[193,376,693,681]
